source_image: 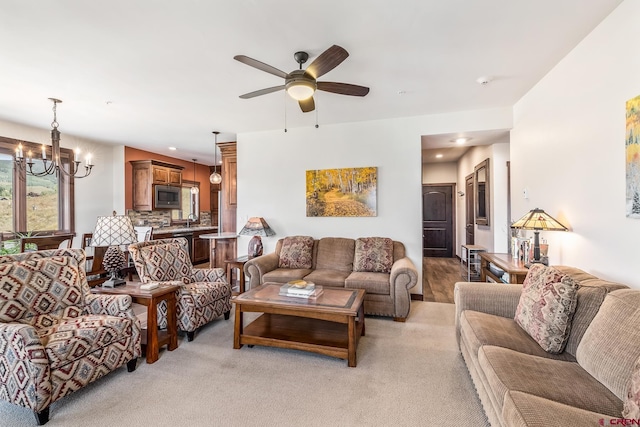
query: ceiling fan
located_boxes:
[234,45,369,113]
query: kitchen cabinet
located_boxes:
[218,142,237,233]
[131,160,184,211]
[192,229,210,264]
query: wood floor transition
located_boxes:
[422,257,461,304]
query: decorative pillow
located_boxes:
[353,237,393,273]
[624,355,640,419]
[278,236,314,269]
[514,263,580,354]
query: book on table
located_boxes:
[279,281,323,298]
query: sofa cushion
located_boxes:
[577,289,640,401]
[42,314,135,370]
[303,269,350,288]
[0,256,84,324]
[263,268,313,284]
[502,390,614,426]
[514,264,579,354]
[278,236,314,269]
[624,355,640,419]
[460,310,576,362]
[353,237,393,273]
[315,238,355,272]
[345,271,390,295]
[478,345,623,417]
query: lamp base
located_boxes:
[102,246,127,287]
[247,236,263,259]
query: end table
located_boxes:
[225,255,249,294]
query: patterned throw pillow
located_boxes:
[514,263,580,354]
[278,236,314,269]
[624,355,640,419]
[353,237,394,273]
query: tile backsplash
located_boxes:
[128,210,212,227]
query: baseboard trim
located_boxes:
[410,293,424,301]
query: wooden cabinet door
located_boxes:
[192,232,209,264]
[132,164,153,210]
[152,166,169,184]
[168,169,182,186]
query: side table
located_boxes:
[91,282,180,364]
[225,255,249,294]
[460,244,486,281]
[479,252,529,284]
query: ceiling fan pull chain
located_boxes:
[315,97,319,129]
[283,90,288,133]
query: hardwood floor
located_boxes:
[422,257,462,304]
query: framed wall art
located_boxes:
[306,167,377,217]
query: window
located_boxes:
[0,136,75,238]
[170,180,200,223]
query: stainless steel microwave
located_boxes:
[154,185,181,209]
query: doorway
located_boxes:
[422,184,455,257]
[465,173,475,245]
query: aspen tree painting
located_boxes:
[627,95,640,218]
[306,167,377,217]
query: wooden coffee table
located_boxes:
[91,282,180,364]
[233,283,365,367]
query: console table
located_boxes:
[479,252,529,284]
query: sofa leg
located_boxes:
[34,407,49,425]
[393,317,407,322]
[224,310,230,320]
[187,331,195,342]
[127,358,137,372]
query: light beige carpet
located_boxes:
[0,301,489,427]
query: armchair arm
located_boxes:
[244,253,279,290]
[454,282,523,341]
[85,293,134,317]
[0,323,50,411]
[389,257,418,319]
[191,267,227,283]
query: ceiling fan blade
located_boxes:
[317,81,370,97]
[299,97,315,113]
[239,85,286,99]
[234,55,288,79]
[305,45,349,79]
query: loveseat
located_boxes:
[243,236,418,321]
[454,264,640,426]
[0,248,141,425]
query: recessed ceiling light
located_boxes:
[435,154,443,159]
[168,147,177,151]
[450,137,471,144]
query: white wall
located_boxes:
[0,118,117,247]
[511,0,640,287]
[237,107,513,294]
[422,161,457,184]
[453,142,510,257]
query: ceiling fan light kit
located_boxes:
[234,45,369,113]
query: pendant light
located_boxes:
[209,131,222,184]
[190,159,199,195]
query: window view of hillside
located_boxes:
[0,154,59,233]
[0,155,13,233]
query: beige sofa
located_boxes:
[243,236,418,321]
[454,265,640,426]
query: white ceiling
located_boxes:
[0,0,622,165]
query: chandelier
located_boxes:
[14,98,93,178]
[209,131,222,184]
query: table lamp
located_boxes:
[238,217,275,258]
[91,211,138,287]
[511,208,567,266]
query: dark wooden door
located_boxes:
[422,184,454,257]
[465,174,475,245]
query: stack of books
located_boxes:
[279,280,323,299]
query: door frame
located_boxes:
[465,173,475,246]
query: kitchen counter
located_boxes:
[152,225,218,234]
[198,232,237,269]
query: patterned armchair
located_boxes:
[128,238,232,341]
[0,248,141,425]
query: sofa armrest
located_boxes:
[454,282,523,341]
[244,253,279,290]
[0,323,50,411]
[191,267,227,283]
[389,257,418,319]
